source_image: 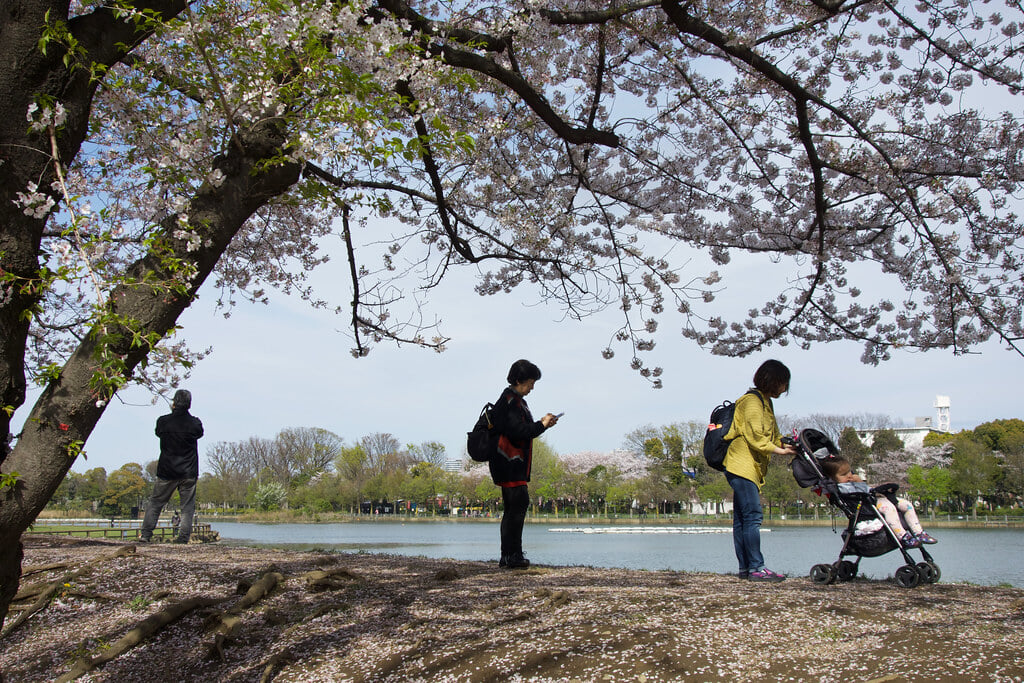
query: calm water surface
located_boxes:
[211,521,1024,587]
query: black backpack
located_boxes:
[466,403,498,462]
[703,390,763,472]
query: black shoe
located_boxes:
[502,552,530,569]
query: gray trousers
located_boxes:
[141,478,196,541]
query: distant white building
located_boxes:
[857,424,938,449]
[856,395,952,449]
[934,395,951,433]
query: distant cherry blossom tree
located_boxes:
[558,450,648,479]
[2,0,1024,646]
[869,443,953,489]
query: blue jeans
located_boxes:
[727,472,764,573]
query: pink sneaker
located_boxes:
[917,532,938,544]
[748,568,786,582]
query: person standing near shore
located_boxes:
[141,389,204,544]
[723,360,797,582]
[488,360,559,569]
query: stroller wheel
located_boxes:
[837,560,858,582]
[916,561,940,584]
[895,564,921,588]
[810,564,836,585]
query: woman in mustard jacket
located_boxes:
[723,360,797,582]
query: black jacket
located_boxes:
[488,387,547,485]
[154,407,204,479]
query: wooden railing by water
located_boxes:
[26,519,214,541]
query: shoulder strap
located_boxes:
[479,403,495,429]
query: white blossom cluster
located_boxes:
[13,181,56,219]
[26,100,67,133]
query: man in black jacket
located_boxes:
[140,389,204,543]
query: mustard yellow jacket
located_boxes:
[723,390,781,490]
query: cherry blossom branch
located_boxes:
[658,0,1022,358]
[373,0,619,147]
[883,1,1024,91]
[302,161,570,269]
[756,1,875,46]
[630,30,796,218]
[538,1,660,25]
[393,80,476,263]
[339,205,368,357]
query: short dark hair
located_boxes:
[752,359,791,395]
[172,389,192,409]
[820,457,849,481]
[507,359,542,386]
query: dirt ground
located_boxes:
[3,536,1024,682]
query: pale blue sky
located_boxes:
[53,250,1022,475]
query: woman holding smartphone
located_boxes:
[488,359,559,569]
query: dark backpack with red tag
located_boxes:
[466,403,498,462]
[703,391,763,472]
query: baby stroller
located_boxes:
[789,428,940,588]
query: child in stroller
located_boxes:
[789,428,940,588]
[820,457,938,548]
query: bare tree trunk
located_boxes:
[0,541,23,636]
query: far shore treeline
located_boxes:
[47,416,1024,521]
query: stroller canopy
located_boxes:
[791,428,840,489]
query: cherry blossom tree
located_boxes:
[559,449,648,480]
[2,0,1023,646]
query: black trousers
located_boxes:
[500,484,530,556]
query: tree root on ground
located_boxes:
[261,648,294,683]
[301,601,351,622]
[20,561,72,578]
[44,561,357,680]
[56,596,226,683]
[301,567,362,591]
[205,571,284,661]
[2,546,136,639]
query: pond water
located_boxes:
[210,521,1024,587]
